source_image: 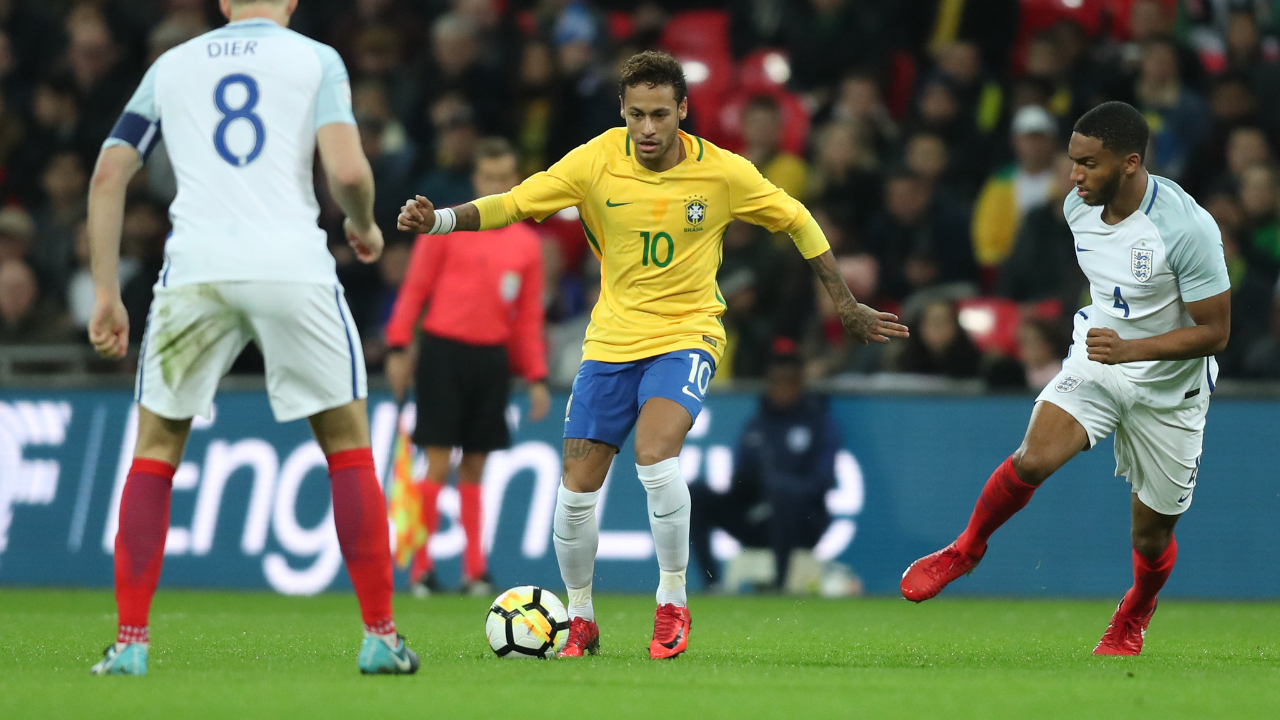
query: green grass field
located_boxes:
[1,590,1277,719]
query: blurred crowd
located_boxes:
[4,0,1280,387]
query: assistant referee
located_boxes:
[385,138,551,597]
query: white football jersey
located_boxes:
[103,18,355,286]
[1064,174,1230,408]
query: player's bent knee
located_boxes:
[634,446,678,467]
[1010,447,1057,486]
[1131,527,1173,560]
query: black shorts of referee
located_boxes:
[413,332,512,452]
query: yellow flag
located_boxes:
[386,409,427,569]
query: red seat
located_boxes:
[677,51,735,138]
[956,297,1022,357]
[660,10,731,58]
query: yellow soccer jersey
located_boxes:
[474,127,828,364]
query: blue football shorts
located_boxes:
[563,348,716,448]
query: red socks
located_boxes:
[1121,536,1177,617]
[409,480,444,580]
[328,448,396,636]
[459,483,486,581]
[114,458,176,644]
[955,456,1038,558]
[408,480,485,581]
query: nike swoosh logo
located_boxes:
[1177,493,1191,504]
[654,505,685,519]
[389,643,412,671]
[660,628,684,650]
[605,199,632,207]
[1076,245,1094,252]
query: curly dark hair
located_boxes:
[618,50,687,104]
[1073,101,1150,161]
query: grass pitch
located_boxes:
[1,590,1277,719]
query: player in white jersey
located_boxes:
[900,102,1231,655]
[85,0,417,676]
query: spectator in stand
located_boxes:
[782,0,890,103]
[971,105,1058,273]
[806,120,881,240]
[912,76,989,191]
[1238,162,1280,284]
[1183,75,1264,198]
[935,40,1004,137]
[690,341,839,591]
[30,149,88,300]
[7,75,86,205]
[0,259,70,344]
[384,138,550,597]
[0,206,33,266]
[414,96,479,210]
[900,0,1018,72]
[1241,279,1280,378]
[512,40,556,176]
[64,11,136,157]
[545,11,615,165]
[740,95,808,201]
[903,131,973,202]
[822,71,898,159]
[864,170,975,303]
[1134,37,1211,182]
[1106,0,1204,97]
[410,12,508,141]
[1213,126,1274,192]
[997,154,1086,310]
[887,299,981,379]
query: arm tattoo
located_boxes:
[807,250,858,311]
[452,203,481,232]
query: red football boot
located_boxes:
[649,604,691,659]
[557,617,600,658]
[900,542,984,603]
[1094,601,1157,656]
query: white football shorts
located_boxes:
[1036,351,1207,516]
[135,282,367,423]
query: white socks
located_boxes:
[553,484,600,621]
[553,459,690,619]
[637,458,690,608]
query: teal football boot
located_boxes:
[90,643,148,675]
[358,635,419,675]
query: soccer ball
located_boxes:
[485,586,570,659]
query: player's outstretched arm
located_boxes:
[317,123,383,263]
[1086,290,1230,364]
[396,197,483,234]
[808,249,910,346]
[86,145,141,359]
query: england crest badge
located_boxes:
[1131,248,1154,283]
[1055,375,1083,393]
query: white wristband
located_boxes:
[429,207,457,235]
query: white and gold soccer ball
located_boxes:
[485,586,570,659]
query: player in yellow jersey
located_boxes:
[397,51,908,659]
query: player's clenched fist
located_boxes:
[88,295,130,360]
[1086,327,1134,364]
[397,195,436,233]
[839,303,910,346]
